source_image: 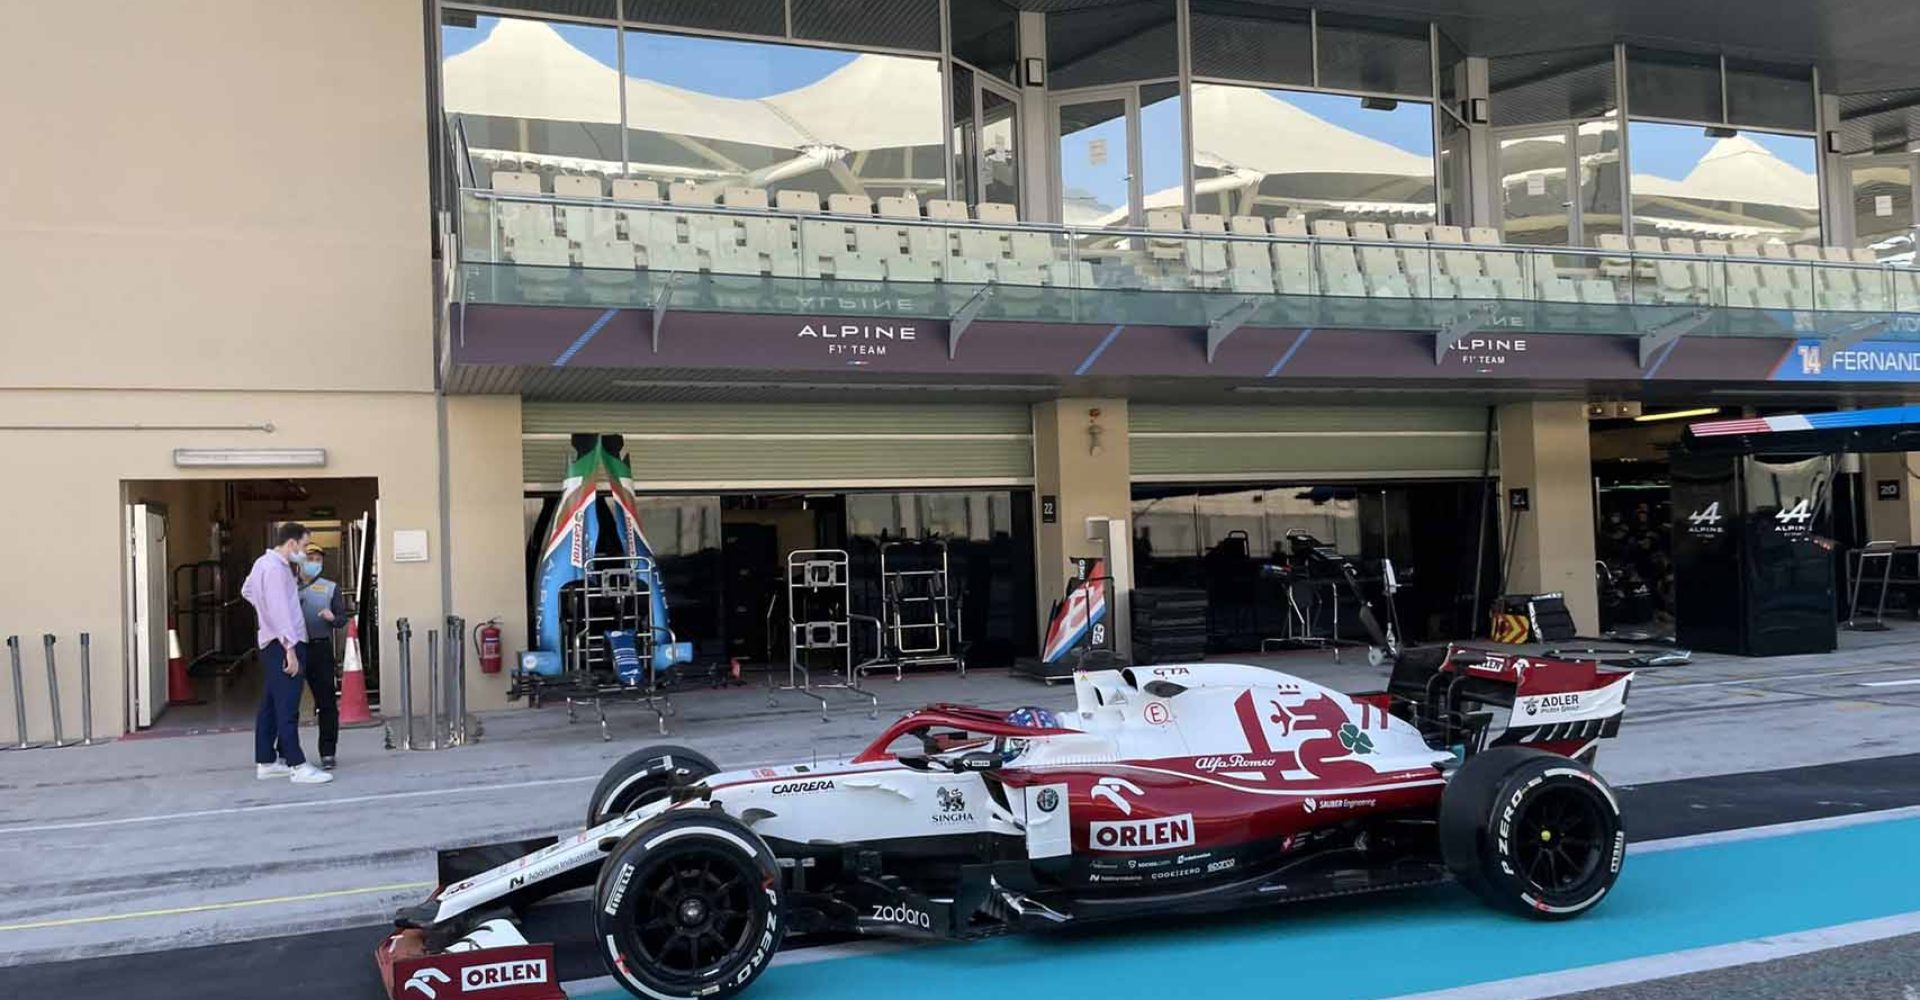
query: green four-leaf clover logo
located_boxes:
[1338,722,1375,754]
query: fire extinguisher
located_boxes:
[476,618,503,674]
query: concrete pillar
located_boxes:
[1863,453,1919,545]
[444,395,528,711]
[1017,10,1051,220]
[1496,402,1599,633]
[1031,399,1133,654]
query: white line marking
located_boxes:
[1860,678,1920,688]
[1379,910,1920,1000]
[0,776,599,836]
[560,941,919,993]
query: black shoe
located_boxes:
[321,756,337,771]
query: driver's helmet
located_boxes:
[1005,706,1059,729]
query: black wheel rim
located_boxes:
[625,848,757,979]
[1512,785,1606,897]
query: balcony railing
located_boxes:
[457,188,1920,347]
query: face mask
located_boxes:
[301,560,322,580]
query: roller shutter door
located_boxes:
[1130,405,1495,482]
[523,402,1033,490]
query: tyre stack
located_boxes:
[1131,588,1210,665]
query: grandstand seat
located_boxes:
[878,195,942,282]
[491,171,571,268]
[1268,216,1316,295]
[1727,241,1792,310]
[1760,243,1816,308]
[1185,213,1232,289]
[1310,220,1369,299]
[1226,215,1277,294]
[552,175,634,275]
[1349,221,1412,298]
[927,199,995,284]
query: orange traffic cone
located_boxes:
[165,618,203,706]
[338,617,377,726]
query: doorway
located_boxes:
[1493,120,1623,247]
[953,65,1023,211]
[1050,81,1184,229]
[1846,155,1918,262]
[123,477,378,733]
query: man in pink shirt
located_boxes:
[241,522,334,784]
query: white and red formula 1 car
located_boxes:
[379,646,1632,1000]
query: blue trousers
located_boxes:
[254,642,308,767]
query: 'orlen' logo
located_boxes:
[404,969,451,999]
[461,960,550,992]
[1090,813,1196,852]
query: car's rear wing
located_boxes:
[1387,645,1633,763]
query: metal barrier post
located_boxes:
[391,618,414,750]
[5,636,38,750]
[42,635,78,748]
[425,628,441,751]
[446,616,468,747]
[78,633,103,746]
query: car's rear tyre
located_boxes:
[1439,747,1625,920]
[594,810,785,1000]
[589,746,719,827]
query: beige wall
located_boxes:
[1031,399,1133,652]
[0,390,443,742]
[0,0,439,741]
[1864,453,1920,546]
[445,396,528,712]
[0,0,430,393]
[1498,402,1600,633]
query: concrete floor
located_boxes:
[3,629,1920,969]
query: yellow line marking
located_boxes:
[0,881,433,933]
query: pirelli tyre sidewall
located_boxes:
[589,746,720,827]
[1442,748,1625,921]
[594,810,786,1000]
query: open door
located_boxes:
[126,504,169,729]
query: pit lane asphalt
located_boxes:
[5,752,1920,1000]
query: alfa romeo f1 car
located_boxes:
[381,646,1632,1000]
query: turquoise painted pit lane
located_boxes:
[580,817,1920,1000]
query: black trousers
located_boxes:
[304,640,340,758]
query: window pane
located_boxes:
[1058,97,1131,226]
[477,0,617,20]
[1047,0,1178,91]
[1850,161,1915,259]
[1437,29,1466,119]
[1489,47,1616,127]
[1498,130,1572,246]
[1439,112,1470,226]
[1188,0,1311,89]
[953,64,977,204]
[443,15,625,186]
[1627,48,1722,123]
[1577,118,1623,245]
[1725,58,1815,132]
[951,0,1018,84]
[1628,122,1821,245]
[620,30,945,202]
[791,0,941,53]
[981,88,1020,209]
[1140,81,1185,216]
[1190,84,1435,228]
[1836,88,1920,157]
[1314,13,1431,98]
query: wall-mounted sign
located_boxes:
[1041,495,1058,523]
[1876,194,1895,217]
[392,529,430,563]
[1878,479,1902,501]
[1508,487,1531,512]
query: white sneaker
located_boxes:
[289,763,334,784]
[257,761,292,779]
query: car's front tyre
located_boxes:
[1439,747,1625,920]
[588,745,719,827]
[593,810,786,1000]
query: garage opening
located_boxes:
[123,477,378,734]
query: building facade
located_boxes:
[6,0,1920,739]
